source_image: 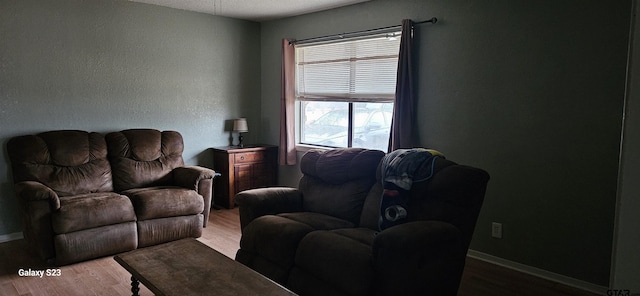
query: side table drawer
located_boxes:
[235,152,265,163]
[235,164,253,192]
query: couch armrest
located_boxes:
[372,221,465,296]
[173,166,217,189]
[173,166,219,227]
[235,187,303,230]
[13,181,58,260]
[14,181,61,211]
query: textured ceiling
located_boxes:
[128,0,370,22]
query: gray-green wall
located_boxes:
[260,0,632,288]
[0,0,260,236]
[612,0,640,293]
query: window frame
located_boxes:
[294,32,401,151]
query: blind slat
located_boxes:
[296,33,401,101]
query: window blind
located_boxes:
[295,33,401,102]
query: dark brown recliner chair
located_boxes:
[235,148,490,296]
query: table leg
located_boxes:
[130,276,140,296]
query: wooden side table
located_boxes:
[212,145,278,208]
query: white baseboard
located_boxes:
[467,250,608,295]
[0,232,23,243]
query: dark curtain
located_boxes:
[279,38,297,165]
[388,19,418,152]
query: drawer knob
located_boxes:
[240,156,245,160]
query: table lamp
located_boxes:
[233,118,248,147]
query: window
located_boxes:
[295,33,401,151]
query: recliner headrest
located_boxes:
[300,148,385,185]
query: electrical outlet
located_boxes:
[492,222,503,239]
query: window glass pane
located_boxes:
[301,101,349,148]
[352,102,393,151]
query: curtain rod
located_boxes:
[289,17,437,45]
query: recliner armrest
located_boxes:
[372,220,465,296]
[235,187,303,230]
[14,181,61,211]
[173,166,217,190]
[173,166,218,227]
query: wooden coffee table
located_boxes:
[114,238,296,296]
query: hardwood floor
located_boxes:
[458,257,601,296]
[0,209,240,296]
[0,208,601,296]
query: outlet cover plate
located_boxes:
[492,222,503,239]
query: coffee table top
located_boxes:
[114,238,296,296]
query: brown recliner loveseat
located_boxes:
[235,148,490,296]
[7,129,215,265]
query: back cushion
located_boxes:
[359,157,490,243]
[299,148,384,224]
[106,129,184,191]
[359,157,455,230]
[7,130,113,196]
[406,164,489,248]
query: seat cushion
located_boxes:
[54,222,137,265]
[237,213,354,284]
[240,215,315,269]
[291,228,377,296]
[122,186,204,221]
[278,212,355,230]
[137,214,203,247]
[52,192,136,234]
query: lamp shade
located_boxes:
[233,118,249,133]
